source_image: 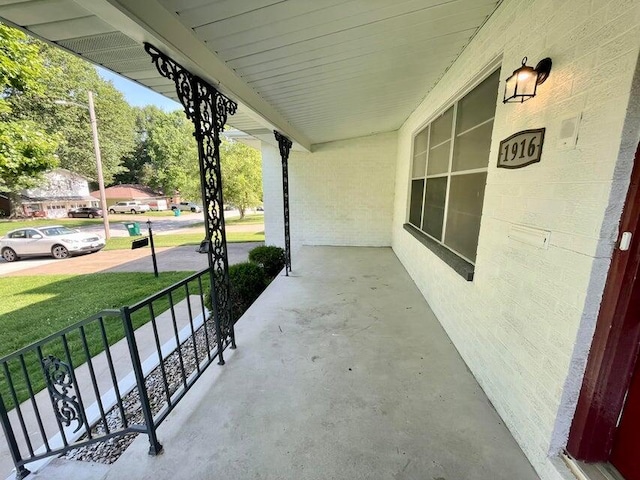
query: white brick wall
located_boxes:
[262,143,285,249]
[262,132,398,251]
[392,0,640,479]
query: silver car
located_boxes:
[171,202,202,213]
[108,201,150,214]
[0,226,105,262]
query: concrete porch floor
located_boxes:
[40,246,539,480]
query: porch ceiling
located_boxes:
[0,0,499,149]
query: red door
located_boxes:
[567,141,640,469]
[610,273,640,480]
[611,364,640,479]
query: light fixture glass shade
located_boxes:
[503,61,538,103]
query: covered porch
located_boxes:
[34,246,538,479]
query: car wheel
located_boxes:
[109,209,116,214]
[68,212,74,218]
[131,209,137,214]
[88,213,95,218]
[191,207,196,212]
[51,244,69,259]
[2,248,18,262]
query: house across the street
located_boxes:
[19,168,98,218]
[90,184,168,210]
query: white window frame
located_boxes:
[407,66,501,265]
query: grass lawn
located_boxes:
[189,213,264,230]
[225,213,265,225]
[104,231,265,250]
[118,210,183,217]
[0,271,194,407]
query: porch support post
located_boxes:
[145,43,238,353]
[274,131,293,275]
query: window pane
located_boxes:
[413,127,429,155]
[430,107,453,146]
[456,70,500,134]
[412,152,426,178]
[421,177,447,240]
[409,179,424,226]
[428,141,450,175]
[444,172,487,262]
[452,120,494,172]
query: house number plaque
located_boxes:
[497,128,545,169]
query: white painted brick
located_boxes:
[391,0,640,479]
[263,132,397,251]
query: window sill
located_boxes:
[402,223,474,281]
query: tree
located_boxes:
[220,138,262,219]
[0,24,59,216]
[115,108,262,218]
[7,39,136,184]
[116,106,201,200]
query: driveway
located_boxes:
[0,242,262,276]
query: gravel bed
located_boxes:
[63,316,222,464]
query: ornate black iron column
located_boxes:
[274,131,292,275]
[145,43,237,355]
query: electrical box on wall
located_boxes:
[558,114,582,150]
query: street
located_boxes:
[0,210,264,275]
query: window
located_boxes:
[8,230,27,239]
[41,227,76,236]
[408,70,500,264]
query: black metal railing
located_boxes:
[0,267,230,479]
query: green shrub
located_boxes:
[248,245,286,278]
[205,262,267,322]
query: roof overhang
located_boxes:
[0,0,501,151]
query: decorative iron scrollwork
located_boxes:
[145,43,237,339]
[274,131,293,275]
[42,355,83,433]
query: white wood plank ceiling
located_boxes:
[0,0,500,148]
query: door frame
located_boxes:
[567,141,640,461]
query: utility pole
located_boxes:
[87,91,110,240]
[55,92,110,240]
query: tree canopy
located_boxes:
[0,23,263,218]
[0,24,58,215]
[116,106,200,200]
[7,41,136,184]
[220,139,262,219]
[116,108,264,218]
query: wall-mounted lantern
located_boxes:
[503,57,552,103]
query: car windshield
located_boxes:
[40,227,78,236]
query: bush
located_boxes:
[205,262,267,322]
[248,245,286,278]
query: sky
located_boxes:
[97,66,181,111]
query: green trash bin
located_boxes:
[173,208,181,217]
[125,222,141,236]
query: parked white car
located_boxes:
[108,201,150,214]
[0,226,105,262]
[171,202,202,213]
